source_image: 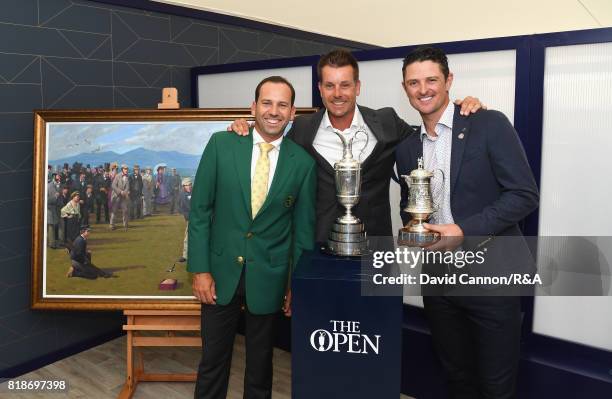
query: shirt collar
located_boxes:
[420,101,455,141]
[323,106,363,131]
[252,127,283,149]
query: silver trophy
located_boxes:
[325,129,369,256]
[398,157,444,247]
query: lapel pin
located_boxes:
[458,133,465,139]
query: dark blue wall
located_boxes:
[0,0,366,377]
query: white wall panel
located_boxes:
[197,66,313,108]
[534,42,612,351]
[358,50,516,127]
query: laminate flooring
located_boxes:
[2,335,413,398]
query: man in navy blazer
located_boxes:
[396,47,539,398]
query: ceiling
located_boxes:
[153,0,612,47]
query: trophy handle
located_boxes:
[400,174,411,189]
[354,128,369,161]
[431,169,445,214]
[432,203,440,214]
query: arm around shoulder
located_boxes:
[383,107,416,141]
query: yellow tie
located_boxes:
[251,142,275,218]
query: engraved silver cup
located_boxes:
[325,130,368,256]
[398,157,444,247]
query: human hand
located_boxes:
[454,96,487,116]
[423,223,464,251]
[192,272,217,304]
[226,119,251,136]
[282,289,292,317]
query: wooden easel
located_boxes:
[117,309,201,399]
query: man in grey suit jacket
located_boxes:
[231,49,484,242]
[47,173,62,249]
[110,164,130,230]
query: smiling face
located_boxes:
[402,60,453,121]
[318,65,360,126]
[251,81,296,141]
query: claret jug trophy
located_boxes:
[398,157,444,247]
[324,129,369,256]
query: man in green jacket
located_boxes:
[188,76,317,399]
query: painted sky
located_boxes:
[47,121,227,160]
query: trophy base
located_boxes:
[324,221,369,257]
[397,225,440,247]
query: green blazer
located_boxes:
[187,129,317,315]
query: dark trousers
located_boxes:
[96,198,109,223]
[70,260,112,279]
[129,197,142,219]
[423,295,521,399]
[65,217,80,243]
[170,191,178,213]
[81,206,90,226]
[195,272,277,399]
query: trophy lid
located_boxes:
[409,158,434,178]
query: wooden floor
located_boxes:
[2,335,414,398]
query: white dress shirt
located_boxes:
[251,128,283,192]
[313,106,378,166]
[420,101,455,225]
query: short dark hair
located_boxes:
[317,48,359,82]
[402,46,450,80]
[255,76,296,106]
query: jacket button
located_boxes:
[246,232,254,239]
[236,256,244,265]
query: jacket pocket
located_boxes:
[269,249,289,267]
[462,146,485,163]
